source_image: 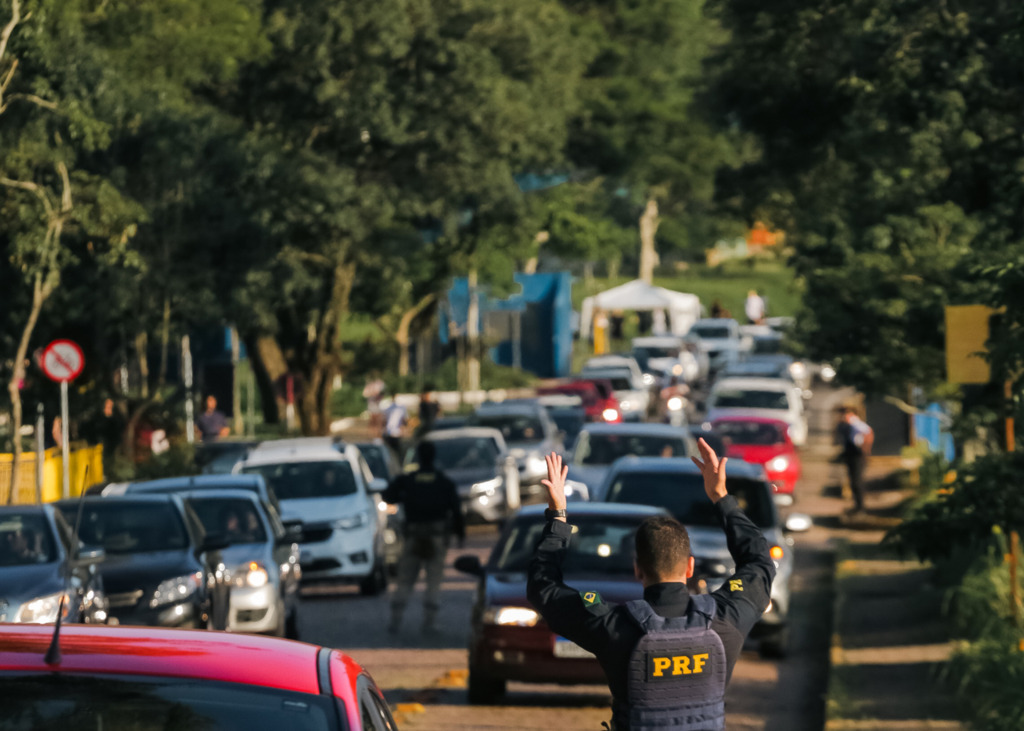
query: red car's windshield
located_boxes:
[0,673,339,730]
[714,421,787,446]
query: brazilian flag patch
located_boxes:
[580,590,602,607]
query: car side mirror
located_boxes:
[454,555,484,577]
[784,513,812,533]
[201,533,231,552]
[73,545,105,566]
[369,477,388,493]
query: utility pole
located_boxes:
[467,267,481,392]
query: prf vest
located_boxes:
[617,595,727,731]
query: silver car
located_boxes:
[181,489,301,638]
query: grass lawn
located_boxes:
[572,258,802,321]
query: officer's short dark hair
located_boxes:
[416,440,436,468]
[635,516,691,580]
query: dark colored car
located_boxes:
[688,426,727,459]
[0,623,398,730]
[55,495,232,631]
[599,457,810,657]
[0,505,107,625]
[108,473,283,518]
[455,503,671,703]
[566,422,699,499]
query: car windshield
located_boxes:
[581,370,633,391]
[187,498,267,544]
[357,446,391,479]
[752,337,783,354]
[633,345,680,360]
[714,421,787,446]
[0,674,337,731]
[430,437,500,470]
[692,326,732,339]
[573,432,689,465]
[63,503,189,554]
[713,388,789,410]
[0,514,56,566]
[243,462,357,500]
[469,415,543,444]
[493,516,643,574]
[605,473,775,528]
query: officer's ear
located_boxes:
[685,555,695,580]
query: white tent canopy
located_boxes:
[579,279,702,339]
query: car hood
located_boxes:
[708,407,794,425]
[485,572,641,608]
[443,466,501,495]
[697,339,739,350]
[280,493,366,524]
[0,563,64,602]
[221,543,268,569]
[725,444,789,465]
[98,550,199,594]
[646,357,679,373]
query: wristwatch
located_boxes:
[544,508,567,521]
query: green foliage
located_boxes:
[948,636,1024,731]
[131,441,198,481]
[706,0,1024,397]
[887,452,1024,564]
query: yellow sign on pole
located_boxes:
[945,305,995,385]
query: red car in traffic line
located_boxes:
[537,379,622,424]
[0,623,398,730]
[711,417,802,499]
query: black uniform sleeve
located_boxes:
[709,495,775,636]
[381,474,406,505]
[527,520,616,656]
[444,476,465,541]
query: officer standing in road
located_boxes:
[528,442,775,730]
[383,440,465,635]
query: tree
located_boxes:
[705,0,1024,396]
[560,0,738,283]
[231,0,587,432]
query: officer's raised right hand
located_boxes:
[691,438,728,503]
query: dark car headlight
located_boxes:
[16,592,68,623]
[483,606,540,627]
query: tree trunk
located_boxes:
[5,275,44,504]
[638,197,661,284]
[157,296,171,389]
[396,293,436,378]
[245,334,288,425]
[135,331,149,399]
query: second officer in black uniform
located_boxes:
[383,440,464,635]
[528,441,775,730]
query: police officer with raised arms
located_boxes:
[527,440,775,730]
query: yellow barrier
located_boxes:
[0,444,104,505]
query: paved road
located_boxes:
[297,386,853,730]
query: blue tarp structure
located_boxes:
[913,403,956,462]
[440,272,573,379]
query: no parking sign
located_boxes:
[42,339,85,498]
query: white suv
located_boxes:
[236,443,388,595]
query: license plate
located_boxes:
[553,637,595,659]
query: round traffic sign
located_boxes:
[41,339,85,383]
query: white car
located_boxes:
[236,443,389,594]
[631,335,701,385]
[686,318,750,374]
[706,377,808,446]
[580,358,650,422]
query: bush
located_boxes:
[949,637,1024,731]
[132,442,198,480]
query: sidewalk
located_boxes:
[824,456,965,731]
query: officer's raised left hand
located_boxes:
[541,452,568,515]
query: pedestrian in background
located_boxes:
[836,404,874,513]
[94,397,125,476]
[382,396,408,456]
[744,289,766,325]
[196,395,231,442]
[363,372,385,433]
[382,440,464,635]
[528,444,774,731]
[416,385,441,438]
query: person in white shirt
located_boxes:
[744,289,766,324]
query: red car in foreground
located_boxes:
[712,417,802,498]
[0,623,398,730]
